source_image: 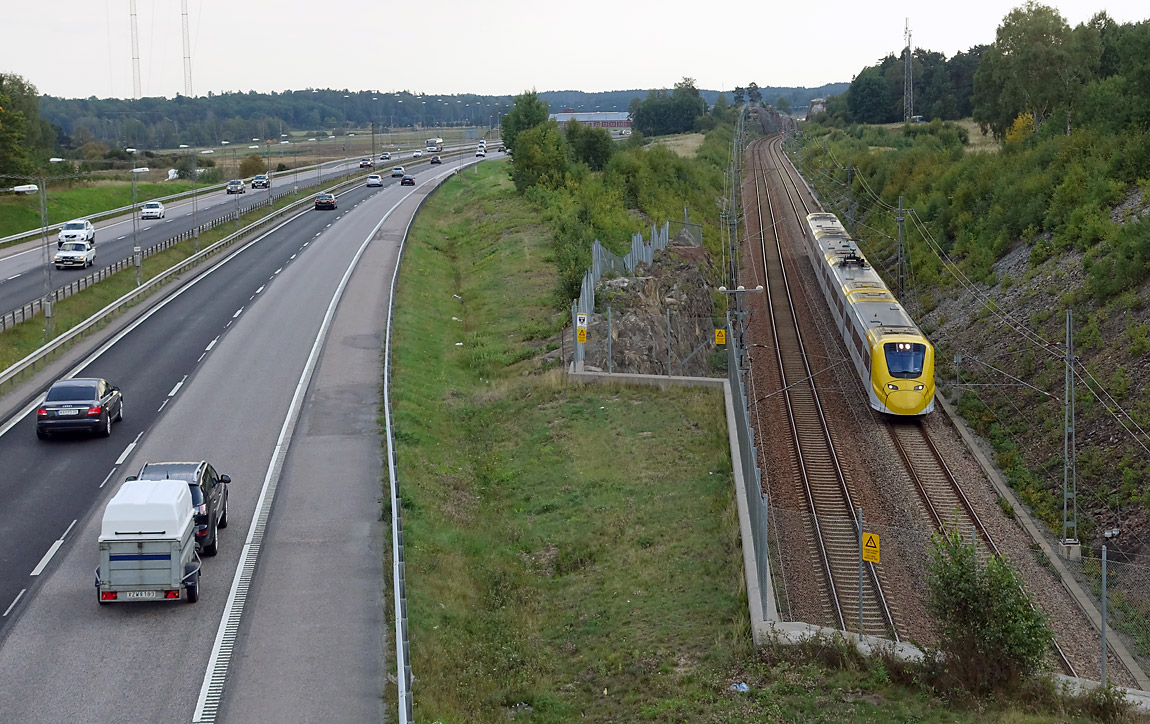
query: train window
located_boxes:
[885,342,926,378]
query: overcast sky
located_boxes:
[3,1,1147,100]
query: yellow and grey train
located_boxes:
[803,213,935,415]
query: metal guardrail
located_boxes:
[0,168,373,395]
[0,144,495,248]
[0,145,487,397]
[0,185,307,333]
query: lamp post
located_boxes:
[125,150,148,287]
[194,149,213,252]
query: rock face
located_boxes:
[580,247,720,377]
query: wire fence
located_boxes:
[0,186,314,333]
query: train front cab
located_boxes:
[869,333,935,415]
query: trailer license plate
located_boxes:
[125,591,157,599]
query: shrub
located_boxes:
[926,528,1052,694]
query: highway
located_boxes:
[0,151,498,719]
[0,145,485,321]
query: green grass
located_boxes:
[0,182,202,243]
[385,163,1138,722]
[0,184,324,372]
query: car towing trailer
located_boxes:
[95,479,202,604]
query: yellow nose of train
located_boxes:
[881,384,934,415]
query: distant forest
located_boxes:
[29,84,844,153]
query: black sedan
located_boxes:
[400,175,416,186]
[36,377,123,439]
[430,155,442,164]
[314,193,337,210]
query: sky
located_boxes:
[3,1,1147,101]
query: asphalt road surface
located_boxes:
[0,155,491,720]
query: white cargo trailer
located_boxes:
[95,479,202,604]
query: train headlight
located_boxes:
[914,384,925,391]
[887,383,899,391]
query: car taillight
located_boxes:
[37,407,47,417]
[87,405,102,416]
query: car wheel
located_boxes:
[55,265,62,270]
[98,413,112,438]
[115,399,123,422]
[203,522,219,556]
[218,493,229,529]
[185,565,200,603]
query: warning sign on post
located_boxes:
[576,313,588,344]
[862,532,880,563]
[715,329,726,345]
[577,328,587,343]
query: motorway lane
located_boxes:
[0,152,472,319]
[0,167,423,624]
[0,160,470,720]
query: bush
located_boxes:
[926,529,1052,694]
[239,153,265,177]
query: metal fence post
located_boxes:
[607,306,613,374]
[857,507,864,633]
[1102,544,1108,685]
[666,308,672,376]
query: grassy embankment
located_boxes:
[0,186,324,371]
[384,160,1122,722]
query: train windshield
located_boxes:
[884,342,926,378]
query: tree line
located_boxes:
[820,1,1150,142]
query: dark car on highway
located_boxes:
[129,461,231,556]
[36,377,123,439]
[400,175,415,186]
[314,193,337,210]
[430,155,442,164]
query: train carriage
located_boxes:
[803,213,934,415]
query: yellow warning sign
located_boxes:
[715,329,726,345]
[577,328,587,344]
[862,532,880,563]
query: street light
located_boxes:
[193,149,213,252]
[124,151,148,287]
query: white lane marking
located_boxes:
[168,375,188,396]
[274,268,281,275]
[5,274,21,281]
[289,254,296,260]
[3,590,25,617]
[254,285,264,295]
[99,469,117,488]
[249,294,256,301]
[114,431,144,465]
[196,353,205,363]
[232,307,243,318]
[325,224,331,228]
[30,540,63,576]
[194,186,412,724]
[206,336,218,351]
[302,242,309,248]
[225,320,232,328]
[165,219,173,223]
[158,399,169,412]
[61,519,77,539]
[314,233,321,238]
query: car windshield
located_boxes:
[60,242,86,252]
[63,222,85,230]
[45,383,96,401]
[138,463,198,483]
[144,203,160,208]
[884,342,926,379]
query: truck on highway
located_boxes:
[95,479,202,604]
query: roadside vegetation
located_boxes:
[384,117,1142,718]
[793,4,1150,553]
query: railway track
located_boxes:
[751,132,1077,675]
[746,137,897,640]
